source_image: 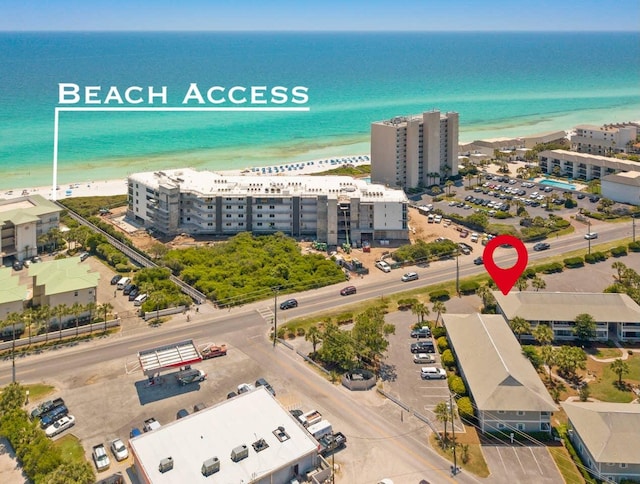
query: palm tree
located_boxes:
[515,276,528,292]
[305,325,322,353]
[86,302,96,334]
[432,300,446,326]
[444,180,454,196]
[476,284,495,310]
[610,359,630,387]
[55,304,68,341]
[411,302,430,325]
[509,316,530,344]
[37,305,53,343]
[540,345,556,382]
[434,401,451,443]
[611,261,628,283]
[532,323,554,346]
[98,302,114,332]
[531,276,546,292]
[70,302,84,338]
[465,173,474,189]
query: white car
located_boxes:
[401,272,419,282]
[110,438,129,461]
[237,383,255,394]
[470,233,479,243]
[421,367,447,380]
[585,232,598,240]
[45,415,75,437]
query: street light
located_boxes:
[272,286,279,347]
[587,220,592,255]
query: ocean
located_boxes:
[0,31,639,190]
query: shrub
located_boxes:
[431,326,447,339]
[610,245,628,257]
[429,289,450,301]
[523,268,536,279]
[296,327,306,337]
[456,397,475,421]
[585,251,607,264]
[492,211,511,219]
[437,336,449,353]
[564,198,577,209]
[441,349,455,369]
[522,345,542,370]
[459,280,479,295]
[629,241,640,252]
[563,256,584,268]
[535,262,563,274]
[448,375,468,396]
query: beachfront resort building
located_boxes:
[127,168,409,245]
[443,313,557,434]
[493,291,640,343]
[129,388,330,484]
[537,149,640,182]
[0,194,62,264]
[570,123,638,156]
[601,171,640,206]
[562,402,640,483]
[370,109,459,189]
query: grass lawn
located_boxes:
[586,346,624,359]
[53,434,87,464]
[548,446,585,484]
[587,353,639,403]
[429,427,490,478]
[24,383,55,401]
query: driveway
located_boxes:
[482,444,562,484]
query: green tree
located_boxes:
[351,306,395,367]
[97,302,114,332]
[70,302,84,338]
[540,345,556,382]
[305,325,322,353]
[515,276,528,292]
[318,321,357,371]
[573,313,597,343]
[532,324,554,346]
[531,275,546,292]
[148,242,169,260]
[432,300,447,326]
[434,401,451,442]
[476,284,496,310]
[509,316,531,344]
[445,180,454,196]
[555,345,587,378]
[610,358,630,386]
[41,462,95,484]
[411,301,430,325]
[55,303,68,341]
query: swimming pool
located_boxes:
[539,179,576,191]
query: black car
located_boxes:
[411,341,435,354]
[577,193,586,199]
[128,287,140,300]
[255,377,276,396]
[40,404,68,428]
[279,299,298,310]
[340,286,357,296]
[533,242,550,251]
[12,260,23,271]
[110,275,121,285]
[473,256,484,265]
[123,284,137,295]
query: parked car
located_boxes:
[401,272,419,282]
[411,341,435,354]
[533,242,550,251]
[237,383,255,394]
[127,287,140,301]
[44,414,75,437]
[413,353,436,364]
[255,377,276,396]
[279,299,298,310]
[93,443,111,471]
[79,252,90,262]
[110,438,129,461]
[129,428,142,438]
[420,367,447,380]
[201,343,227,359]
[410,327,431,338]
[375,260,391,273]
[12,260,23,271]
[176,409,190,419]
[123,283,137,295]
[30,398,64,420]
[340,286,357,296]
[40,404,68,428]
[110,275,122,285]
[585,232,598,240]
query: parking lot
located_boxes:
[482,444,562,483]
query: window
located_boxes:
[620,463,628,469]
[516,423,525,431]
[516,411,525,416]
[496,423,505,430]
[74,291,79,297]
[269,205,275,209]
[497,410,506,415]
[226,205,232,209]
[257,222,262,226]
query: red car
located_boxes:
[201,344,227,359]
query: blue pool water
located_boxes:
[539,179,576,190]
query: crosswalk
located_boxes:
[257,307,274,322]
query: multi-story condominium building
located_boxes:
[571,123,638,155]
[370,109,459,189]
[537,149,640,182]
[127,169,409,246]
[601,171,640,205]
[0,194,62,264]
[493,291,640,342]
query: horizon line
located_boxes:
[2,29,639,34]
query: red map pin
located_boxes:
[483,235,529,295]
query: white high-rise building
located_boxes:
[370,109,459,189]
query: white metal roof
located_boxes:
[138,340,201,374]
[130,388,319,483]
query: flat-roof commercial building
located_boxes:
[601,171,640,205]
[571,123,638,156]
[0,194,62,264]
[563,402,640,483]
[537,149,640,182]
[370,109,459,189]
[443,313,557,434]
[493,291,640,342]
[129,388,329,484]
[127,169,409,246]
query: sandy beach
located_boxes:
[2,154,371,201]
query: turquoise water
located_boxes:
[0,32,639,190]
[539,179,577,190]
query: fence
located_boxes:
[141,306,188,321]
[341,369,377,391]
[0,319,121,352]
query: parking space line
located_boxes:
[495,447,508,474]
[529,447,544,475]
[512,446,525,472]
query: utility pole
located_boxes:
[633,214,636,243]
[587,220,592,255]
[455,248,460,297]
[11,320,16,383]
[272,287,279,348]
[450,392,459,476]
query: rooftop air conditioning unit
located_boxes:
[231,444,248,462]
[159,457,174,473]
[201,457,220,476]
